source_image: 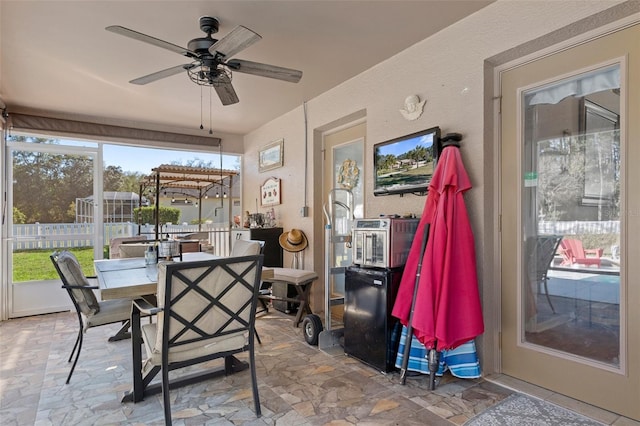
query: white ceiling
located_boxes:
[1,1,493,137]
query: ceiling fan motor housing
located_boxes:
[199,16,219,35]
[188,37,217,54]
[189,17,220,54]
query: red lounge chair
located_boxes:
[559,238,603,267]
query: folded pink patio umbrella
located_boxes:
[392,143,484,352]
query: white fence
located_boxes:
[538,220,620,235]
[12,222,233,256]
[12,220,618,254]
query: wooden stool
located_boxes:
[259,268,318,327]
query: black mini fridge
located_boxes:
[344,266,403,372]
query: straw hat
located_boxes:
[279,229,308,252]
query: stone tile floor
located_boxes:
[0,309,636,425]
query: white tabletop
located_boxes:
[95,252,219,300]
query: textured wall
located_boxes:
[245,0,624,264]
[241,0,632,368]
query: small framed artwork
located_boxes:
[260,177,281,206]
[259,139,284,172]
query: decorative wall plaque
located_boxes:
[260,177,281,206]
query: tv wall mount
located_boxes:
[441,132,462,148]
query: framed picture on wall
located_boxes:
[259,139,284,172]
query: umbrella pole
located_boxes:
[400,224,430,385]
[427,346,440,390]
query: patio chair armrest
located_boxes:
[132,298,162,315]
[585,248,604,257]
[62,284,99,290]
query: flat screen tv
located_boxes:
[373,126,441,196]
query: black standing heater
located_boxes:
[399,133,462,391]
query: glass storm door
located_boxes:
[7,139,101,317]
[323,122,365,325]
[500,24,639,420]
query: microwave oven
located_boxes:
[352,218,419,268]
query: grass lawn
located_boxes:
[376,163,434,187]
[12,248,98,282]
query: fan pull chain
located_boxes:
[209,86,213,135]
[199,85,204,130]
[219,141,224,205]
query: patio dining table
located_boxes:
[93,252,221,342]
[94,252,219,300]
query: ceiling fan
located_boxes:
[106,16,303,105]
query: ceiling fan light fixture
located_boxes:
[188,63,231,87]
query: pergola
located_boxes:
[138,164,238,240]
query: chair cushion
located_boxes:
[85,298,132,328]
[119,243,149,259]
[230,240,261,257]
[109,236,147,259]
[269,268,318,284]
[141,322,248,367]
[56,251,100,315]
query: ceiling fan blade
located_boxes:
[214,80,240,105]
[106,25,198,59]
[227,59,302,83]
[208,25,261,59]
[130,64,194,85]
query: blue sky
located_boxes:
[377,133,435,157]
[14,135,240,175]
[103,144,239,174]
